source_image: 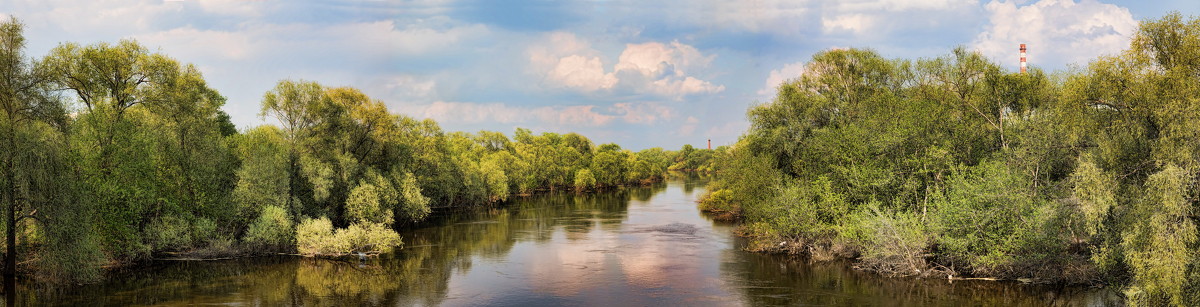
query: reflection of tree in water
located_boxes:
[25,182,669,305]
[720,240,1121,306]
[24,257,302,305]
[669,171,709,194]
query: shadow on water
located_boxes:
[10,174,1117,306]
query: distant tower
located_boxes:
[707,139,711,150]
[1020,43,1027,74]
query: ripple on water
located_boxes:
[631,222,699,235]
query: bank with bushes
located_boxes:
[701,12,1200,307]
[0,16,697,283]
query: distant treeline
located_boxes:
[702,12,1200,307]
[0,16,721,282]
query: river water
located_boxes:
[19,173,1118,306]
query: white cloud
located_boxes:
[822,14,873,35]
[528,34,723,99]
[646,76,724,98]
[536,105,616,127]
[548,55,618,92]
[971,0,1137,68]
[614,41,712,78]
[759,61,808,96]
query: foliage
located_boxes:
[245,205,294,251]
[295,216,401,255]
[0,14,669,282]
[296,216,336,255]
[573,169,595,192]
[706,13,1200,306]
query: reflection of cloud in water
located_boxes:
[619,222,707,290]
[528,230,622,296]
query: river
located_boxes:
[17,173,1118,306]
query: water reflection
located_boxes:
[15,174,1116,306]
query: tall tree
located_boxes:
[260,80,326,219]
[0,16,101,284]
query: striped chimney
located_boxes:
[1020,43,1027,74]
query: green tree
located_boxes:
[260,80,326,219]
[0,17,103,282]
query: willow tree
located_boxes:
[0,17,101,282]
[260,80,326,220]
[42,38,230,258]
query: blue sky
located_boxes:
[4,0,1199,150]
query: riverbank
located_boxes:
[13,175,1117,306]
[700,208,1107,287]
[37,177,674,283]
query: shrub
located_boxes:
[843,204,930,276]
[296,216,402,255]
[297,216,337,255]
[245,205,295,251]
[698,189,737,213]
[146,216,195,251]
[930,160,1063,277]
[573,169,595,192]
[346,182,392,225]
[335,222,403,253]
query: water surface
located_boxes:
[19,173,1117,306]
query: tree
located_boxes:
[0,17,102,282]
[231,126,290,231]
[260,80,326,220]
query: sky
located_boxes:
[3,0,1198,150]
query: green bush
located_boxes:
[573,169,595,191]
[929,160,1063,276]
[146,216,196,251]
[297,216,337,255]
[245,205,295,251]
[346,182,392,225]
[296,216,402,255]
[843,204,930,276]
[698,189,737,213]
[336,222,403,253]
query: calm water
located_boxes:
[16,173,1118,306]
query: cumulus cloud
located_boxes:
[822,14,873,35]
[971,0,1137,68]
[528,32,618,92]
[547,55,618,92]
[759,61,808,96]
[528,33,723,99]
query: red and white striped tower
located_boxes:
[1020,43,1027,74]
